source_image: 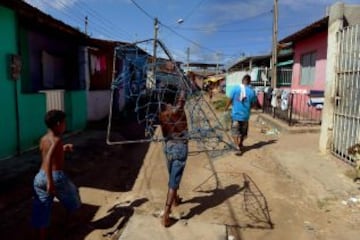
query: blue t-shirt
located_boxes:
[229,85,257,121]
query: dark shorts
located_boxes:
[231,120,249,138]
[32,170,81,228]
[164,140,188,189]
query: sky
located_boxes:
[25,0,360,66]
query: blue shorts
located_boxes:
[32,170,81,228]
[164,141,188,189]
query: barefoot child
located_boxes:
[159,87,188,227]
[32,110,81,240]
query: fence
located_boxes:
[251,68,292,87]
[277,68,292,87]
[262,91,322,126]
[331,24,360,166]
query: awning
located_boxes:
[276,60,294,67]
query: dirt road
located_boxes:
[1,115,360,240]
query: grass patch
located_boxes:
[212,96,228,111]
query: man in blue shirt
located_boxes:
[225,74,257,155]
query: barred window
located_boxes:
[300,51,316,85]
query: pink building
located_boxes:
[279,17,329,123]
[281,17,329,92]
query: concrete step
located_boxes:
[255,113,320,134]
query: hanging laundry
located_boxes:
[250,67,259,81]
[90,54,102,74]
[261,71,268,82]
[271,89,281,108]
[280,89,291,111]
[307,90,324,110]
[264,87,273,100]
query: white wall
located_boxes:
[225,71,248,96]
[87,90,111,121]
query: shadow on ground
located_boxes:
[241,140,277,155]
[182,184,245,219]
[189,172,274,231]
[0,117,150,240]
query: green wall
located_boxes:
[0,6,87,160]
[65,91,87,132]
[18,26,47,152]
[17,90,46,152]
[0,6,19,159]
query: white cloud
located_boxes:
[206,0,272,24]
[190,0,272,34]
[194,0,347,35]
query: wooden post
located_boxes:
[271,0,278,88]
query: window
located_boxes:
[300,51,316,85]
[42,51,66,89]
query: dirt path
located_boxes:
[233,120,360,240]
[0,120,150,240]
[1,113,360,240]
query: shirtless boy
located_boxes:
[32,110,81,240]
[159,88,188,227]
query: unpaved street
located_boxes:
[1,115,360,240]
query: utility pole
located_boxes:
[153,18,159,77]
[84,16,88,35]
[216,52,222,74]
[186,47,190,72]
[271,0,278,88]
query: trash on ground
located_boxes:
[341,196,360,207]
[264,128,280,135]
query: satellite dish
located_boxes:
[177,19,184,24]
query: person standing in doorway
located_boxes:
[224,74,258,155]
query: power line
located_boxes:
[128,0,219,55]
[29,0,132,41]
[32,0,119,39]
[74,0,133,40]
[182,0,208,22]
[173,22,311,33]
[130,0,154,21]
[56,0,131,40]
[214,10,272,28]
[31,0,84,28]
[160,22,218,54]
[55,3,118,39]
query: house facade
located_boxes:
[86,38,121,121]
[281,17,328,93]
[0,1,87,159]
